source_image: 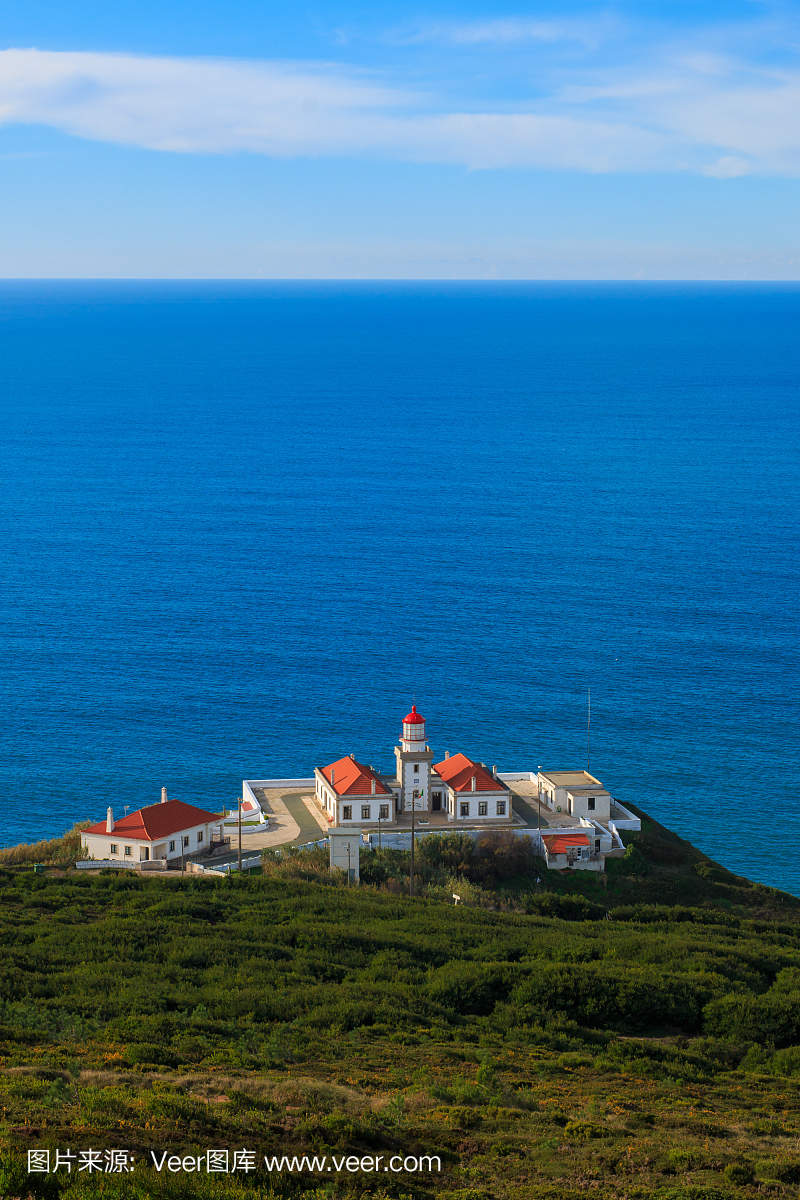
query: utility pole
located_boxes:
[347,841,351,887]
[410,793,416,897]
[237,796,242,874]
[537,766,542,835]
[377,809,382,851]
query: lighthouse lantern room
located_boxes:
[401,704,426,750]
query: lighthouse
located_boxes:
[394,704,434,815]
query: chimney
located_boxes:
[106,807,114,833]
[350,752,355,760]
[331,767,335,785]
[371,778,376,795]
[161,786,168,804]
[493,765,498,778]
[445,751,450,759]
[471,776,476,792]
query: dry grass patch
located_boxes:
[0,822,89,868]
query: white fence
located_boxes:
[608,803,641,831]
[194,855,263,875]
[76,859,137,871]
[244,778,315,789]
[362,828,546,852]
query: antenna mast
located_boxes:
[587,688,591,771]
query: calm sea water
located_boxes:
[0,282,797,891]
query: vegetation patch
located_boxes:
[2,813,800,1199]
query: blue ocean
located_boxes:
[0,283,797,891]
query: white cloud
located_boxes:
[385,17,612,47]
[0,49,411,155]
[1,42,800,174]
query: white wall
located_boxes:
[241,779,262,810]
[82,821,214,862]
[403,760,429,810]
[245,778,315,788]
[608,803,641,831]
[452,794,511,821]
[329,830,361,881]
[568,791,612,821]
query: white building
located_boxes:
[537,770,612,822]
[81,797,224,864]
[315,705,512,828]
[433,753,510,822]
[329,828,361,882]
[314,757,393,827]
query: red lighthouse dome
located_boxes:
[402,704,426,746]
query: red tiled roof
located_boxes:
[403,704,425,725]
[542,834,590,855]
[84,800,223,843]
[433,753,508,793]
[322,756,391,796]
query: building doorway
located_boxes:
[432,792,442,811]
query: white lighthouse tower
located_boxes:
[394,704,434,815]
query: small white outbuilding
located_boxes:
[329,828,361,882]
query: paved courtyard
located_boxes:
[212,780,579,864]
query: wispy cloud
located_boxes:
[0,50,411,155]
[1,39,800,175]
[384,17,613,47]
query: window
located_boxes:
[169,840,175,852]
[343,805,352,821]
[497,801,506,816]
[110,843,118,855]
[413,764,419,774]
[478,801,488,816]
[124,846,132,856]
[197,831,203,843]
[183,836,189,847]
[460,802,469,818]
[379,804,389,820]
[361,805,371,820]
[588,797,596,811]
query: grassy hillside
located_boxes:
[3,815,800,1200]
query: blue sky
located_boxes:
[2,0,800,277]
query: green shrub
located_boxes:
[755,1158,800,1183]
[636,834,687,865]
[427,962,516,1015]
[126,1042,180,1067]
[767,1045,800,1076]
[513,963,712,1033]
[525,893,607,921]
[704,991,800,1046]
[563,1119,609,1139]
[724,1162,754,1185]
[607,843,651,877]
